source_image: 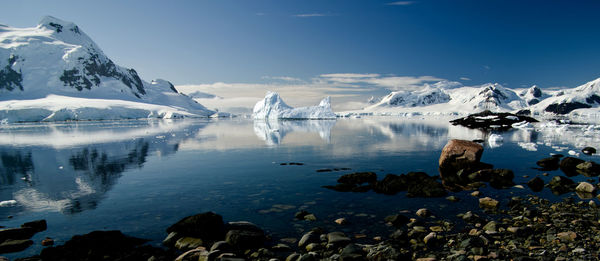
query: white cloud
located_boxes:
[460,77,471,81]
[386,1,415,6]
[293,13,328,18]
[261,76,302,82]
[320,73,380,78]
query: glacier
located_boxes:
[252,91,336,119]
[0,16,214,122]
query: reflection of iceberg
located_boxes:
[0,120,207,214]
[253,120,336,145]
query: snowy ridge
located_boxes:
[0,16,213,122]
[345,77,600,117]
[253,91,336,119]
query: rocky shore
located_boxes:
[4,139,600,261]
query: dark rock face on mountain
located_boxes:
[0,55,23,91]
[450,110,538,131]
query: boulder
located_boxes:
[582,147,597,155]
[560,157,585,177]
[548,176,575,195]
[405,172,447,197]
[479,197,499,210]
[527,177,544,192]
[0,239,33,254]
[327,232,351,247]
[224,221,265,250]
[373,174,409,194]
[174,237,204,250]
[0,227,36,242]
[337,172,377,185]
[21,220,47,233]
[576,161,600,177]
[298,231,319,248]
[439,139,486,188]
[166,212,225,243]
[536,157,560,171]
[575,182,596,193]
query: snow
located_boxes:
[0,16,213,122]
[253,91,336,119]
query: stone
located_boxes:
[340,243,364,260]
[295,210,310,219]
[327,232,351,247]
[576,161,600,176]
[373,174,409,194]
[305,243,320,252]
[337,172,377,185]
[548,176,575,195]
[536,157,560,171]
[0,239,33,254]
[556,231,577,242]
[286,253,301,261]
[527,177,544,192]
[575,182,595,193]
[471,191,481,197]
[482,221,497,233]
[439,139,485,187]
[41,237,54,246]
[385,214,410,228]
[560,157,585,176]
[225,221,265,250]
[405,172,447,197]
[335,218,347,225]
[0,227,37,243]
[166,212,225,242]
[175,237,204,250]
[163,232,179,247]
[210,241,232,252]
[298,231,319,248]
[479,197,499,210]
[21,220,47,233]
[416,208,431,218]
[304,214,317,221]
[582,147,596,155]
[175,247,208,261]
[446,195,460,202]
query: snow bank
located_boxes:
[253,92,336,119]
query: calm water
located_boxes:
[0,117,598,258]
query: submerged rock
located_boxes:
[536,157,560,171]
[527,177,545,192]
[576,161,600,177]
[560,157,585,177]
[548,176,575,194]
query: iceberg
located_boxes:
[252,92,336,119]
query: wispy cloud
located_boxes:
[293,13,335,18]
[460,77,471,81]
[386,1,415,6]
[261,76,303,82]
[320,73,443,91]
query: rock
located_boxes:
[175,237,204,250]
[406,172,447,197]
[446,195,460,202]
[163,232,179,246]
[304,214,317,221]
[0,227,36,242]
[340,243,364,260]
[582,147,596,155]
[536,157,560,171]
[439,139,485,188]
[479,197,499,210]
[373,174,408,194]
[416,208,431,218]
[385,214,410,228]
[335,218,348,225]
[327,232,351,247]
[286,253,301,261]
[175,247,208,261]
[337,172,377,185]
[0,239,33,254]
[548,176,575,195]
[41,237,54,246]
[527,177,544,192]
[560,157,585,177]
[224,221,265,250]
[488,169,515,189]
[471,191,481,197]
[166,212,225,242]
[556,231,577,242]
[21,220,47,233]
[39,230,167,261]
[449,110,538,131]
[298,231,319,248]
[295,210,310,219]
[575,182,595,193]
[576,161,600,176]
[482,221,497,233]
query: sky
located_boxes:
[2,0,600,110]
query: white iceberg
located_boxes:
[252,92,336,119]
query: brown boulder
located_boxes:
[438,139,485,188]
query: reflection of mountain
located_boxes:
[0,120,206,215]
[253,120,336,145]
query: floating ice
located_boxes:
[0,200,17,207]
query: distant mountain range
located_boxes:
[0,16,213,122]
[362,78,600,116]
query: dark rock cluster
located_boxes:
[450,110,538,131]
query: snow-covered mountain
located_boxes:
[253,91,336,119]
[0,16,213,122]
[354,78,600,117]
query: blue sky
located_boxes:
[2,0,600,108]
